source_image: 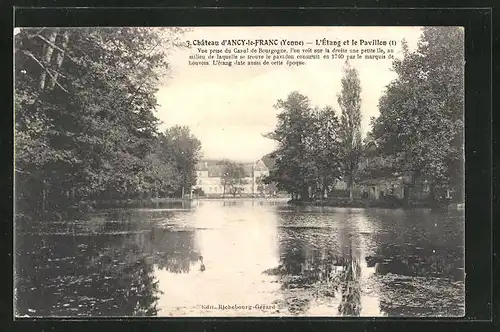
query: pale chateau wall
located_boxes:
[195,160,269,196]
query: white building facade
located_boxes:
[194,159,269,197]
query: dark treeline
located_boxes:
[265,27,464,205]
[368,27,464,203]
[264,92,344,201]
[14,27,201,219]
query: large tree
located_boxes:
[220,161,247,198]
[142,139,181,200]
[337,61,362,201]
[265,92,343,201]
[161,125,202,198]
[14,27,186,215]
[307,106,343,199]
[370,27,464,202]
[264,92,313,200]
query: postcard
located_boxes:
[14,26,465,317]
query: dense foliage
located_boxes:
[265,92,343,200]
[266,28,464,205]
[158,126,202,198]
[14,27,201,218]
[145,126,201,200]
[255,175,278,196]
[369,27,464,202]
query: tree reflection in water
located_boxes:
[147,228,201,274]
[16,231,162,316]
[268,227,362,316]
[365,245,464,281]
[16,205,464,317]
[362,209,465,317]
[89,231,162,316]
[15,207,205,317]
[337,245,361,316]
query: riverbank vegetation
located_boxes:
[14,27,201,220]
[264,27,464,208]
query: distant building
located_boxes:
[194,159,270,196]
[356,141,431,201]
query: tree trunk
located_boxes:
[429,184,439,204]
[48,30,70,90]
[39,30,58,91]
[347,175,354,201]
[301,186,309,201]
[155,181,159,208]
[403,184,410,204]
[41,179,47,213]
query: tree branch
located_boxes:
[22,50,69,93]
[35,33,80,65]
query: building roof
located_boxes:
[196,159,268,177]
[253,159,268,171]
[196,159,221,171]
[261,153,276,170]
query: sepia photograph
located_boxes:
[14,26,465,317]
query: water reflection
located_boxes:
[154,201,281,317]
[15,201,464,317]
[338,246,362,316]
[16,232,161,316]
[149,229,200,274]
[361,209,465,317]
[270,221,363,316]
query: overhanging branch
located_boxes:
[22,50,69,93]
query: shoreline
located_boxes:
[15,197,464,223]
[287,199,465,210]
[195,196,289,200]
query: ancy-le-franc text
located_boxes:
[185,39,304,47]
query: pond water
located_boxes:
[14,199,465,317]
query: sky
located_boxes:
[155,27,423,162]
